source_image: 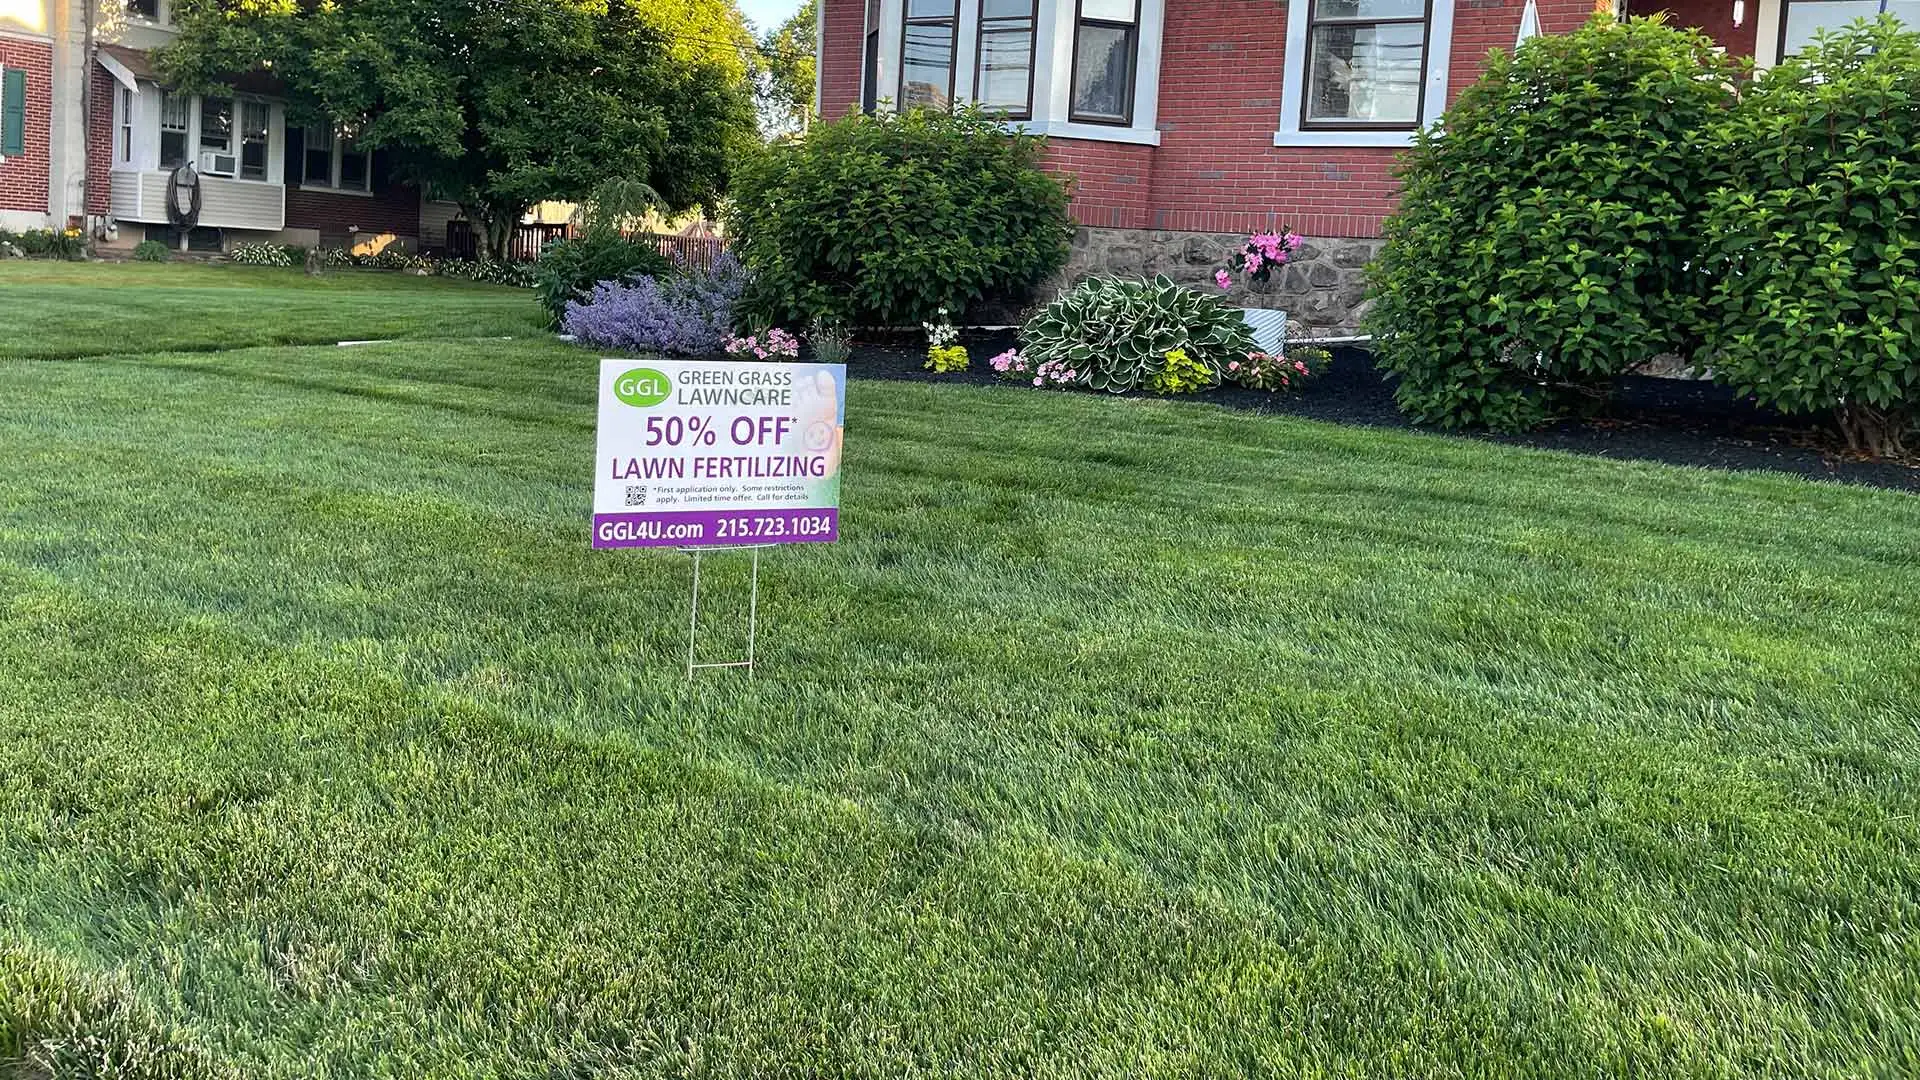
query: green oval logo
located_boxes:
[614,367,671,407]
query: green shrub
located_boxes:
[228,241,293,267]
[728,106,1072,328]
[1020,276,1253,393]
[13,228,82,258]
[280,245,309,266]
[1366,15,1739,430]
[132,240,171,262]
[317,247,356,268]
[1701,16,1920,456]
[532,231,671,326]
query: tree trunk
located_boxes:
[1836,401,1911,459]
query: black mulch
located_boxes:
[837,329,1920,494]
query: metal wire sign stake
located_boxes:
[590,357,847,678]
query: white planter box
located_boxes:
[1241,308,1289,355]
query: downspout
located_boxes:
[79,0,96,237]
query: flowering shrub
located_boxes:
[1020,276,1254,392]
[925,344,969,373]
[1228,350,1318,393]
[1145,348,1214,395]
[228,242,293,267]
[725,327,801,359]
[1031,358,1078,388]
[988,348,1029,379]
[562,254,747,355]
[1217,229,1303,288]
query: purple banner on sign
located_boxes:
[592,508,840,549]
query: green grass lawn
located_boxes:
[2,265,1918,1077]
[0,261,540,359]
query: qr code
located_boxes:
[624,485,648,507]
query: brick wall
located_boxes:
[820,0,865,120]
[284,140,421,241]
[818,0,1604,240]
[86,64,111,214]
[0,35,52,216]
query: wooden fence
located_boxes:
[443,222,728,269]
[444,221,572,262]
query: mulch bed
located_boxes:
[840,329,1920,494]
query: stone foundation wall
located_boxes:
[1064,227,1385,337]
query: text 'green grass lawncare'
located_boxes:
[593,358,847,548]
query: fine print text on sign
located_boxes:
[593,358,846,548]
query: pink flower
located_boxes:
[1228,361,1241,371]
[1032,377,1043,386]
[1294,360,1307,372]
[1214,269,1232,289]
[1285,233,1303,252]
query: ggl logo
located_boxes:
[614,367,671,407]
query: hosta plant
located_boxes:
[228,242,293,267]
[1020,276,1253,393]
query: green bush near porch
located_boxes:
[1367,15,1739,431]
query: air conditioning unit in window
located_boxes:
[198,150,238,177]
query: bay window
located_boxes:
[974,0,1036,117]
[899,0,959,109]
[1069,0,1139,125]
[240,100,270,179]
[199,96,232,153]
[158,91,189,168]
[1300,0,1430,128]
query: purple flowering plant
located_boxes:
[561,253,748,356]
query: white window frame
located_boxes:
[859,0,1165,146]
[1274,0,1455,148]
[117,85,133,164]
[147,90,282,181]
[300,124,375,195]
[125,0,171,26]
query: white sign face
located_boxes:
[592,358,846,548]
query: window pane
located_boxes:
[340,149,369,191]
[982,0,1032,17]
[1081,0,1135,22]
[863,31,880,113]
[1305,22,1424,124]
[1783,0,1920,54]
[161,132,187,168]
[304,147,331,184]
[1311,0,1425,19]
[1072,23,1133,121]
[200,97,232,150]
[977,26,1033,113]
[900,21,955,109]
[906,0,954,17]
[159,91,189,131]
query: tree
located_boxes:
[161,0,759,258]
[757,0,816,136]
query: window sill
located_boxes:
[1004,120,1160,147]
[1272,128,1418,149]
[299,184,376,198]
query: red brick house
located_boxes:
[812,0,1911,332]
[2,0,469,253]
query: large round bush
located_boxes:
[1701,17,1920,457]
[532,230,672,327]
[727,106,1073,327]
[1365,16,1738,430]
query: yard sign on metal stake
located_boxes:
[592,358,846,677]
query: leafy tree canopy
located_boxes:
[161,0,760,252]
[756,0,816,136]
